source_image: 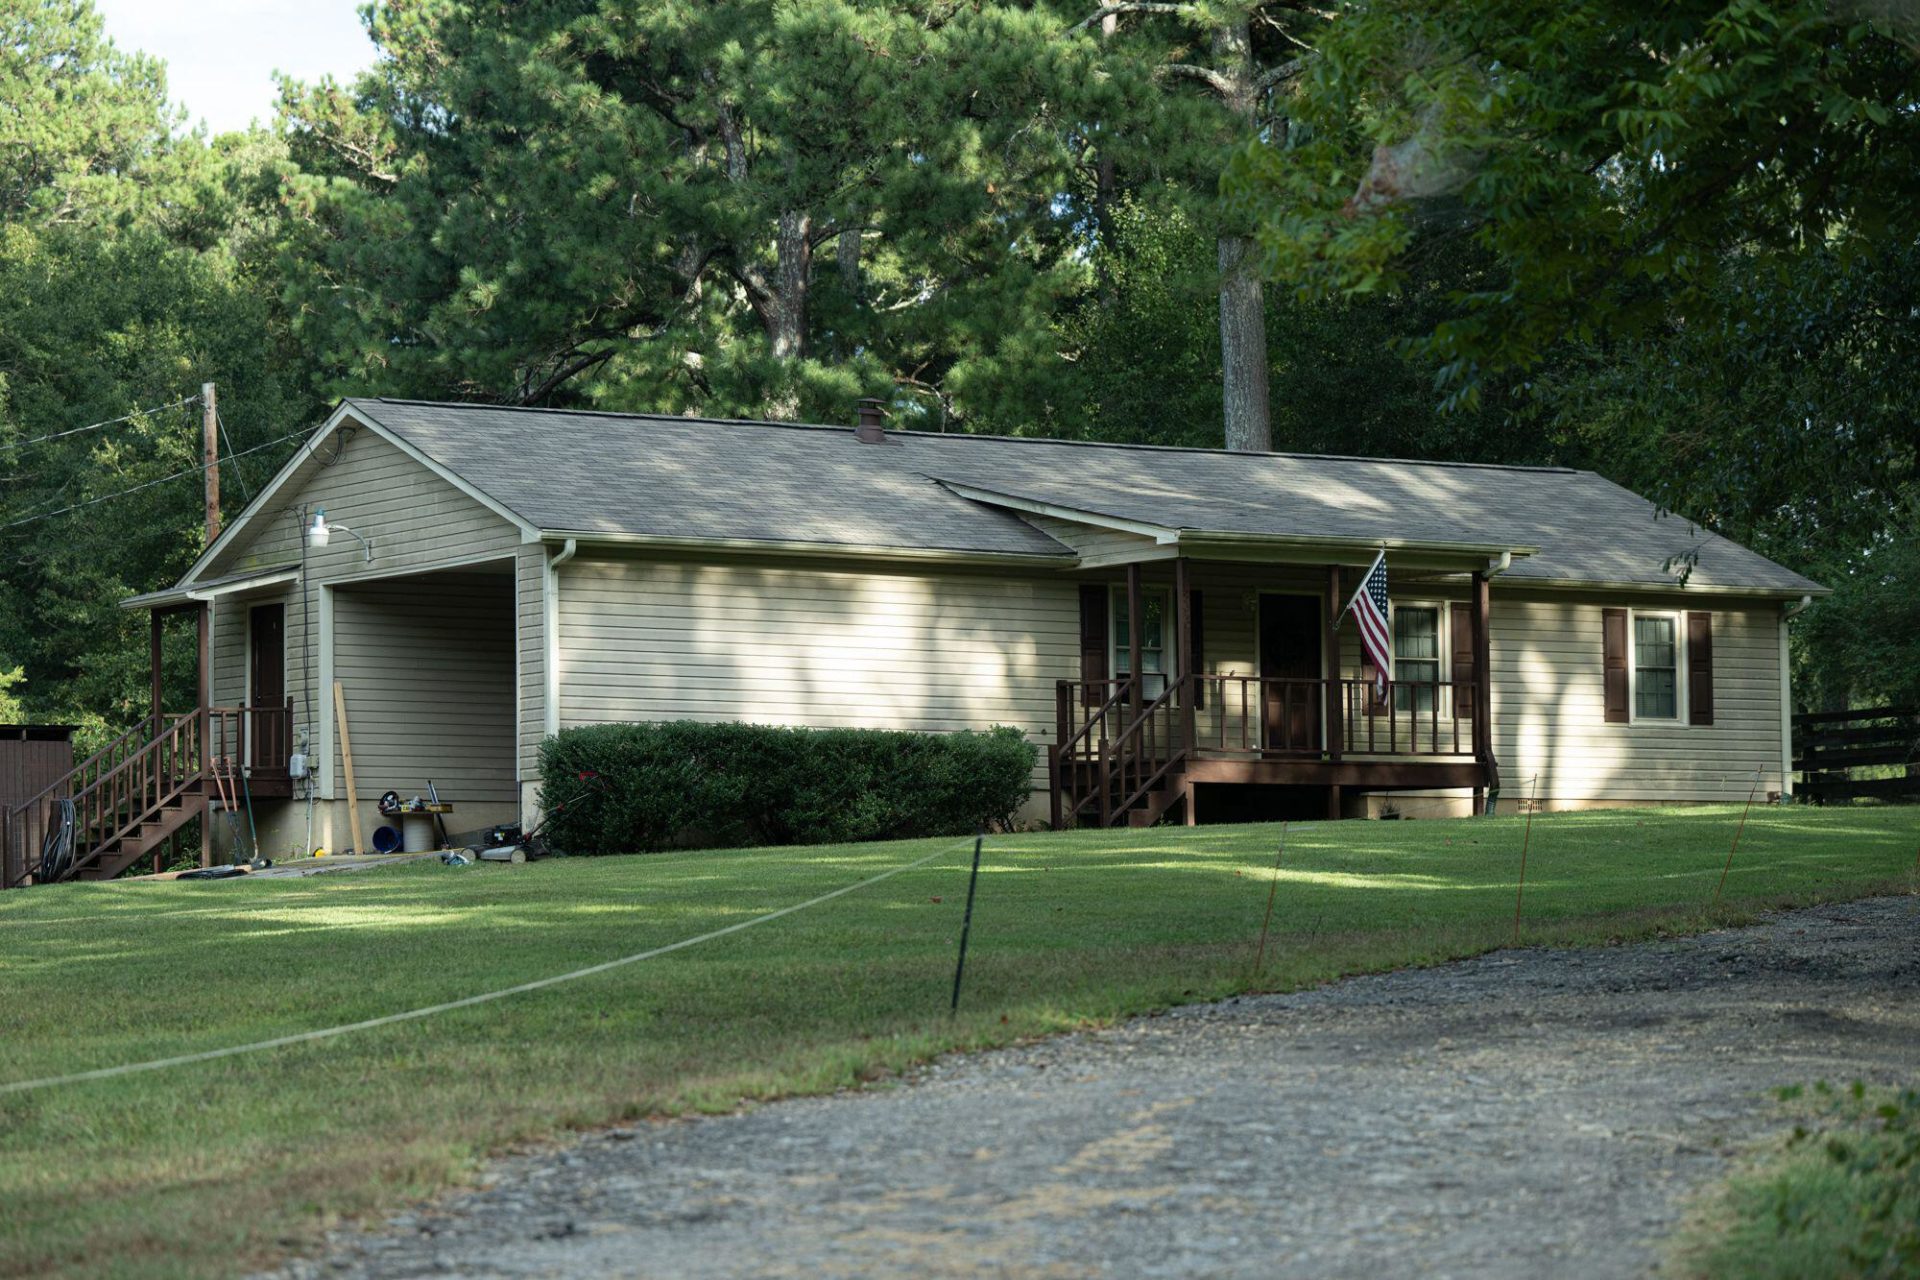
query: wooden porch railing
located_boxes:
[1051,674,1195,829]
[2,704,294,887]
[1192,675,1477,759]
[1049,674,1482,830]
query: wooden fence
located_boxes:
[1792,706,1920,804]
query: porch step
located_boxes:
[73,797,206,881]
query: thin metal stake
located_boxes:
[1713,769,1764,907]
[949,832,985,1018]
[1512,775,1538,944]
[1254,822,1289,976]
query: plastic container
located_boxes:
[371,825,403,854]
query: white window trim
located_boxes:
[1108,584,1178,692]
[1626,606,1689,726]
[1387,599,1454,718]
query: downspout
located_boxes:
[1478,551,1513,815]
[542,538,577,742]
[1779,594,1813,800]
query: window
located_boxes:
[1112,587,1175,698]
[1392,605,1441,713]
[1633,613,1679,720]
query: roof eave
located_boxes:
[120,567,301,612]
[539,528,1077,568]
[1176,530,1540,560]
[1503,575,1832,600]
[163,401,542,595]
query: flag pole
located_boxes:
[1332,548,1387,630]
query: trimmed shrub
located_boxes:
[536,721,1038,854]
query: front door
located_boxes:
[248,604,286,771]
[1259,594,1322,752]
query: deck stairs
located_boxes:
[1,709,231,887]
[1053,677,1194,829]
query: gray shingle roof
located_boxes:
[350,398,1824,595]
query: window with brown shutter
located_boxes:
[1602,607,1630,723]
[1687,611,1714,726]
[1078,584,1107,710]
[1450,602,1475,719]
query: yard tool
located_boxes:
[208,753,257,866]
[475,771,607,862]
[426,779,450,848]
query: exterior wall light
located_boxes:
[308,507,373,563]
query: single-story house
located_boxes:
[25,397,1828,877]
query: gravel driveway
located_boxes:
[286,896,1920,1280]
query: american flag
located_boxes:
[1344,550,1391,696]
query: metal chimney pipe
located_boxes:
[853,397,889,444]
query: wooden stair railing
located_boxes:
[1051,674,1195,829]
[4,710,210,886]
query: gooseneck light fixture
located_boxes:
[307,507,374,563]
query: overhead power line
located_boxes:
[0,394,201,455]
[0,428,309,534]
[214,406,253,503]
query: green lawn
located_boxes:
[1,806,1914,1279]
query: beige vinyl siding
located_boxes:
[206,425,523,581]
[1027,515,1171,568]
[329,574,518,825]
[556,556,1079,790]
[210,596,248,706]
[1488,593,1783,804]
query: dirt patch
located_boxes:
[273,896,1920,1279]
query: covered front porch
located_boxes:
[1047,556,1499,828]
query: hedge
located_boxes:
[535,721,1039,854]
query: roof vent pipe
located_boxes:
[853,397,892,444]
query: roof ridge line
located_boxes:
[357,397,1581,474]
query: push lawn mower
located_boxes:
[470,770,606,863]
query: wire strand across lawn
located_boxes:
[0,838,975,1097]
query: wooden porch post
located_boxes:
[1175,557,1198,826]
[1473,570,1496,812]
[198,601,212,867]
[1326,563,1345,820]
[1126,561,1144,717]
[1174,557,1195,748]
[1325,564,1343,762]
[149,610,164,730]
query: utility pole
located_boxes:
[202,381,220,545]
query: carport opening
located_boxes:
[332,562,518,846]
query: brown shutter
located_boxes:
[1450,602,1475,719]
[1079,584,1108,709]
[1189,589,1205,710]
[1602,607,1630,724]
[1687,611,1714,726]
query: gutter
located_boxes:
[537,529,1075,568]
[542,539,577,742]
[1176,530,1540,560]
[119,568,302,611]
[1778,594,1813,800]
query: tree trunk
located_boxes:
[1211,17,1271,454]
[757,209,811,419]
[1217,233,1271,453]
